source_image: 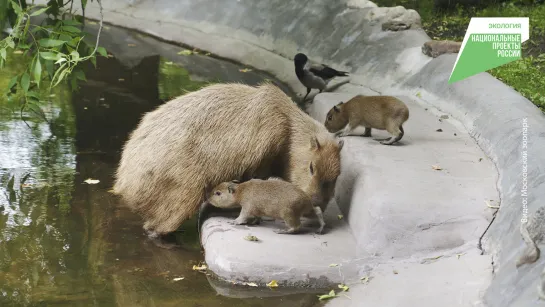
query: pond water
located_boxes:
[0,24,323,306]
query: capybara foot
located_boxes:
[275,227,299,234]
[247,217,262,225]
[146,231,180,250]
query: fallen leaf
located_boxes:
[436,129,443,132]
[329,264,339,267]
[88,21,98,25]
[172,277,185,281]
[104,26,111,30]
[485,200,499,209]
[244,235,259,241]
[393,270,399,274]
[192,264,207,272]
[479,158,483,162]
[360,276,370,284]
[49,94,56,97]
[318,290,338,301]
[431,165,442,171]
[84,178,100,184]
[13,50,23,54]
[337,215,344,220]
[165,61,174,65]
[99,98,105,101]
[416,92,422,98]
[205,52,211,56]
[422,255,443,263]
[338,284,349,292]
[127,43,136,47]
[440,115,449,119]
[118,78,125,81]
[246,282,258,287]
[266,280,278,288]
[239,68,252,73]
[177,50,193,55]
[457,253,466,259]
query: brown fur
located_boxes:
[113,83,343,237]
[207,178,325,234]
[324,95,409,145]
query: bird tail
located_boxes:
[335,70,349,77]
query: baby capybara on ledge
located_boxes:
[113,83,344,248]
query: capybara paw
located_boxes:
[380,140,395,145]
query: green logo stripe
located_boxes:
[449,33,521,83]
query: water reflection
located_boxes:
[0,27,318,306]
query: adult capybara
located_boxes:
[113,83,344,247]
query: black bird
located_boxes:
[294,53,349,101]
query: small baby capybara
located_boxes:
[324,95,409,145]
[206,178,326,234]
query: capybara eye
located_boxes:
[215,191,221,196]
[327,115,332,121]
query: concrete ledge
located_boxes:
[65,0,545,305]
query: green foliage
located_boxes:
[0,0,106,118]
[375,0,545,110]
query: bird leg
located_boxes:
[302,88,311,102]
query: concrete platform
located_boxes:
[200,85,497,306]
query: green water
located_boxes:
[0,26,318,307]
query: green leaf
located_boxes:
[97,47,107,57]
[31,6,50,16]
[70,75,78,91]
[75,69,86,81]
[7,39,15,49]
[34,58,42,87]
[61,26,81,33]
[70,51,80,62]
[0,49,6,61]
[62,19,82,26]
[90,56,97,68]
[40,52,58,61]
[26,91,40,99]
[38,39,65,47]
[10,0,22,14]
[45,60,54,79]
[21,72,30,93]
[8,76,18,89]
[317,290,338,301]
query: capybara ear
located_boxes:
[231,179,241,184]
[337,101,344,105]
[333,105,340,113]
[227,184,237,194]
[310,137,321,150]
[338,139,344,151]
